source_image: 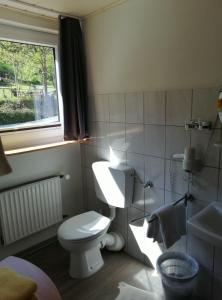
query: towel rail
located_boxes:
[130,193,193,224]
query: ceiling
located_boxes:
[2,0,124,18]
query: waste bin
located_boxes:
[157,251,199,300]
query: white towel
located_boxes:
[115,282,162,300]
[147,203,186,248]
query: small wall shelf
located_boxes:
[185,120,212,130]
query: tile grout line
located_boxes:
[186,88,194,254]
[142,91,146,214]
[124,92,126,161]
[164,90,167,204]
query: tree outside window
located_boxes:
[0,40,59,129]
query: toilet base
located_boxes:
[69,246,104,278]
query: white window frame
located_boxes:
[0,23,64,150]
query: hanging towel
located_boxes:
[147,203,186,248]
[0,267,37,300]
[115,282,163,300]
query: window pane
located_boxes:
[0,40,59,130]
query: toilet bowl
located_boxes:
[58,161,134,279]
[58,211,112,278]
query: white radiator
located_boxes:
[0,176,63,245]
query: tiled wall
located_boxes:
[81,86,222,299]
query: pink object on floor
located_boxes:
[0,256,62,300]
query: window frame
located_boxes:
[0,23,64,150]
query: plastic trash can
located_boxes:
[157,251,199,300]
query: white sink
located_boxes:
[187,201,222,248]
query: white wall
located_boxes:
[0,11,84,258]
[0,6,58,33]
[82,1,222,299]
[0,144,83,259]
[84,0,222,94]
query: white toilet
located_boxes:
[57,161,134,278]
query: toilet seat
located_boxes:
[58,211,111,242]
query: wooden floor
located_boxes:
[18,241,164,300]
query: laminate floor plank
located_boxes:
[18,241,164,300]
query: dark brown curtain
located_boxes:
[59,16,88,140]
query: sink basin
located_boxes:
[187,201,222,248]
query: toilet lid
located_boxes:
[58,211,111,241]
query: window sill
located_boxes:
[0,122,61,133]
[5,139,89,156]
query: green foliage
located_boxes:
[0,100,35,125]
[0,40,58,126]
[0,110,35,125]
[20,99,34,109]
[0,62,14,79]
[0,98,34,110]
[0,40,55,90]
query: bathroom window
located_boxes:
[0,40,60,131]
[0,23,64,149]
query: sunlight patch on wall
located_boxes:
[129,219,163,268]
